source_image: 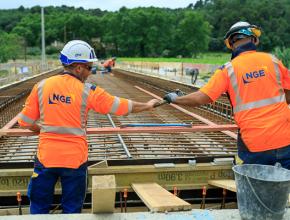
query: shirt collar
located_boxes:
[231,42,257,60]
[61,71,82,82]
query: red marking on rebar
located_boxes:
[0,124,238,136]
[202,186,207,196]
[17,192,22,202]
[173,186,178,196]
[123,188,128,198]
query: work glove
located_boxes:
[163,90,184,103]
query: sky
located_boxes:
[0,0,198,11]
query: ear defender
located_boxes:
[250,26,261,38]
[224,38,232,49]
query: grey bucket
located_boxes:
[233,164,290,220]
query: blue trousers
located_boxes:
[28,158,87,214]
[105,66,112,73]
[237,133,290,169]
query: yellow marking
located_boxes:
[31,172,39,178]
[235,154,243,165]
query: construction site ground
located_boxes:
[0,209,290,220]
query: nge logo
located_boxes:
[242,69,265,84]
[49,93,72,104]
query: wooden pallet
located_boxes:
[132,182,191,212]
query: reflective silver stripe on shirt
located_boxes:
[37,79,46,125]
[81,83,91,129]
[226,62,242,105]
[18,113,36,124]
[41,125,85,136]
[270,54,284,95]
[226,56,285,113]
[234,94,285,113]
[128,100,133,113]
[110,97,120,114]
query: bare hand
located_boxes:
[146,99,161,110]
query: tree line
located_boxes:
[0,0,289,64]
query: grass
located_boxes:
[0,69,9,78]
[118,52,230,65]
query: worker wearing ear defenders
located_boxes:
[224,21,261,51]
[164,21,290,168]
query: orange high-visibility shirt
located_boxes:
[200,51,290,152]
[103,59,115,68]
[18,73,132,168]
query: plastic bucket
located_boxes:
[233,164,290,220]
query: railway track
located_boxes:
[0,69,237,168]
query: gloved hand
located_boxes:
[163,90,184,103]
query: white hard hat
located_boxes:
[60,40,98,65]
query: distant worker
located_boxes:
[17,40,159,214]
[103,56,116,73]
[163,21,290,168]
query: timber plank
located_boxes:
[132,182,191,212]
[208,179,237,192]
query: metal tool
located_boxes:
[120,123,192,128]
[153,89,186,108]
[153,99,168,108]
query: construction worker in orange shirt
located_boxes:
[164,21,290,168]
[17,40,159,214]
[103,56,116,73]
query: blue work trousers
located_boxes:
[237,133,290,169]
[105,66,112,73]
[27,158,87,214]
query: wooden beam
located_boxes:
[208,179,237,192]
[0,124,238,136]
[132,182,191,212]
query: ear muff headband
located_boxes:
[224,39,232,49]
[251,27,261,38]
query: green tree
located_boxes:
[101,7,175,57]
[0,32,22,62]
[12,13,40,47]
[274,47,290,68]
[175,11,211,57]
